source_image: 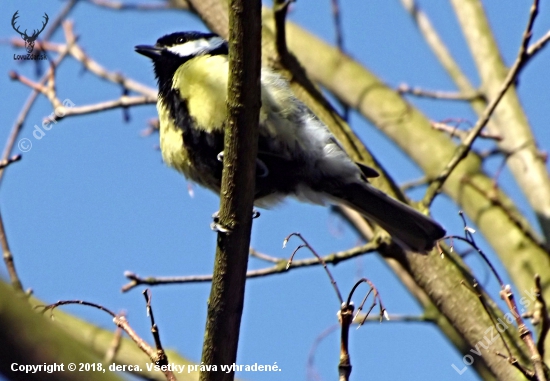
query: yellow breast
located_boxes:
[172,55,229,133]
[157,100,190,174]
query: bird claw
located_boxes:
[210,211,232,233]
[210,221,231,233]
[210,209,261,233]
[217,151,268,178]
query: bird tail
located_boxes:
[330,182,445,253]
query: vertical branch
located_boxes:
[338,304,353,381]
[199,0,261,380]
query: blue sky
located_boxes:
[1,1,549,380]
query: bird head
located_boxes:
[135,31,228,90]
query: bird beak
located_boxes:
[135,45,162,59]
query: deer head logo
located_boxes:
[12,11,49,53]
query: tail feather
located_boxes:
[331,182,445,252]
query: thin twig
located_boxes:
[461,277,537,380]
[2,36,73,173]
[0,209,23,291]
[113,315,177,381]
[337,279,386,381]
[0,4,78,291]
[3,25,75,179]
[122,241,379,292]
[346,278,388,326]
[400,176,430,191]
[0,155,22,170]
[461,282,515,361]
[397,84,483,101]
[85,0,173,10]
[460,177,548,253]
[249,248,283,263]
[526,30,550,57]
[422,0,544,206]
[65,36,157,97]
[10,71,59,108]
[38,300,117,317]
[443,236,504,288]
[452,209,547,380]
[62,96,156,117]
[42,0,78,42]
[354,314,434,323]
[528,275,550,358]
[38,299,177,380]
[285,232,344,304]
[11,21,155,98]
[142,290,170,373]
[330,0,350,122]
[11,26,158,119]
[500,285,547,381]
[10,39,65,53]
[330,0,344,52]
[432,121,502,141]
[495,352,536,380]
[399,0,476,93]
[104,325,123,364]
[535,275,549,358]
[11,69,156,117]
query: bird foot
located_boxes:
[210,210,231,233]
[210,209,261,233]
[216,151,269,178]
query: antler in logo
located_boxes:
[12,11,49,53]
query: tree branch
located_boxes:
[450,0,550,243]
[198,1,261,380]
[121,242,379,292]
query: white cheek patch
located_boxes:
[167,37,225,58]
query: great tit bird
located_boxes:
[135,31,445,252]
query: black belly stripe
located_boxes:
[162,88,224,189]
[167,88,193,133]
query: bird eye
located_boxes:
[177,37,184,43]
